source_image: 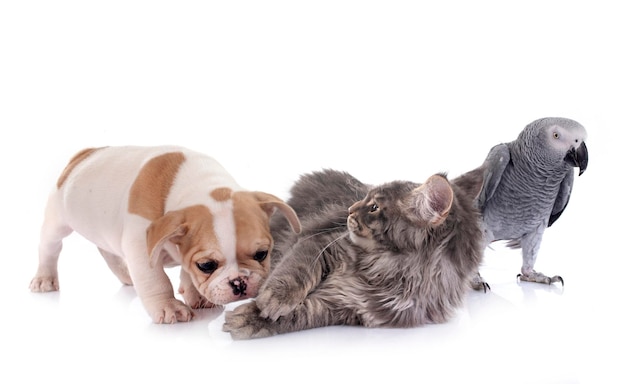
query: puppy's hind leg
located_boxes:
[30,192,72,292]
[98,248,133,286]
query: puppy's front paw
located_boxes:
[255,279,305,321]
[178,285,216,310]
[29,274,60,292]
[222,301,278,340]
[148,298,194,324]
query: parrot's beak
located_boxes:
[565,141,588,176]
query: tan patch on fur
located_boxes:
[56,147,105,188]
[128,152,185,221]
[211,187,233,202]
[232,193,271,248]
[231,192,273,272]
[147,205,217,266]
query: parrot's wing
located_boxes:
[548,168,574,227]
[477,143,510,210]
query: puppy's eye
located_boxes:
[196,260,218,274]
[369,203,379,213]
[253,250,268,262]
[553,132,559,139]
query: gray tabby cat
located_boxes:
[223,168,484,339]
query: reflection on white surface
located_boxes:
[5,235,618,384]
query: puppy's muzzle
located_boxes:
[229,277,247,296]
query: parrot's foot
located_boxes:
[517,271,564,286]
[470,273,490,293]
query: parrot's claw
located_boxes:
[517,271,564,286]
[550,275,564,286]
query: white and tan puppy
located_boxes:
[30,145,301,324]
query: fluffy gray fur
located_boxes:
[223,169,484,339]
[471,117,588,288]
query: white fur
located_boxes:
[29,145,296,324]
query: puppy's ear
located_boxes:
[411,174,454,227]
[253,192,302,234]
[146,211,188,267]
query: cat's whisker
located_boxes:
[299,225,346,242]
[311,232,350,266]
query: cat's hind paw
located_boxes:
[470,272,490,293]
[222,301,278,340]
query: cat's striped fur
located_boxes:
[223,168,484,339]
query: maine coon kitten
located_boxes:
[223,168,484,340]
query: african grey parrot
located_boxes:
[471,117,588,290]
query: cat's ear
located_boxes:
[412,174,454,226]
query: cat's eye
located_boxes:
[196,260,218,274]
[369,203,379,213]
[253,250,268,262]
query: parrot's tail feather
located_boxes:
[505,239,522,249]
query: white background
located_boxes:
[1,1,623,383]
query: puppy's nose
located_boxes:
[229,277,247,296]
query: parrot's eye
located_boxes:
[553,132,559,139]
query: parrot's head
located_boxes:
[527,117,589,176]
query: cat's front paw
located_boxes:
[255,279,305,321]
[222,301,278,340]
